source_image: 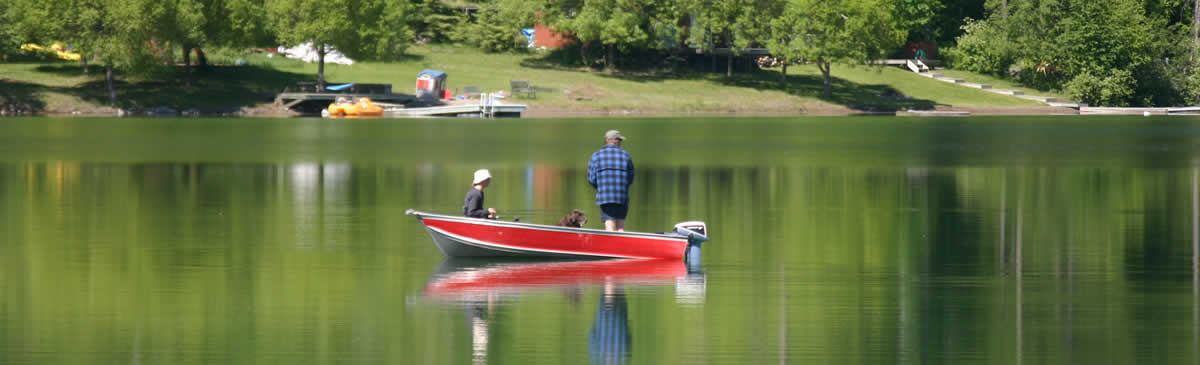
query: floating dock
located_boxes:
[381,103,527,118]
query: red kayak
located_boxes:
[405,210,708,260]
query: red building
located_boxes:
[533,23,575,49]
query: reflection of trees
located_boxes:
[6,154,1200,363]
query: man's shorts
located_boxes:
[600,203,628,221]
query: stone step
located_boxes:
[1017,95,1058,103]
[1048,102,1082,108]
[985,89,1024,96]
[962,83,992,89]
[934,77,964,84]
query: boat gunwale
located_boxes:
[423,224,650,259]
[406,209,690,242]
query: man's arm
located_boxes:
[587,153,598,188]
[626,154,635,186]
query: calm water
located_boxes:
[2,116,1200,364]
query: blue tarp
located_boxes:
[522,28,536,48]
[326,83,354,91]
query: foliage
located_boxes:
[1179,60,1200,105]
[411,0,465,43]
[925,0,985,45]
[942,18,1012,75]
[449,1,534,53]
[266,0,415,87]
[0,8,21,61]
[547,0,686,68]
[768,0,907,97]
[890,0,943,42]
[1063,69,1135,106]
[949,0,1181,106]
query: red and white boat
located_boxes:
[405,209,708,260]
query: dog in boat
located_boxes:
[556,209,587,228]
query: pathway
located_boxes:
[903,60,1081,108]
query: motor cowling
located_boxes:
[673,221,708,240]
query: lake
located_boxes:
[2,116,1199,364]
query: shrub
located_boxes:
[449,10,529,53]
[1064,69,1135,106]
[944,18,1012,75]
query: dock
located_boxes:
[381,102,527,118]
[898,109,970,117]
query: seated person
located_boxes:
[463,169,497,219]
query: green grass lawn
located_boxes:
[1,44,1043,115]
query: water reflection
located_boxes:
[424,258,705,365]
[590,283,630,365]
[7,117,1200,364]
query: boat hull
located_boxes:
[408,210,691,259]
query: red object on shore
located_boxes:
[533,23,575,49]
[405,210,706,259]
[443,89,453,100]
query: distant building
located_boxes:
[533,24,574,49]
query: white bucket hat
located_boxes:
[472,169,492,185]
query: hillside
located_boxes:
[0,44,1057,117]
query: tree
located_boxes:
[0,12,20,62]
[769,0,906,97]
[449,0,543,53]
[267,0,414,90]
[953,0,1170,105]
[687,0,747,77]
[558,0,648,69]
[16,0,164,104]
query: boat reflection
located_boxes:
[424,258,701,299]
[424,258,706,365]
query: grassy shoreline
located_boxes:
[1,45,1068,117]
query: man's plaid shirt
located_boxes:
[587,143,635,205]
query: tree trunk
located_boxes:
[726,52,733,78]
[581,41,589,67]
[605,44,614,71]
[183,45,192,87]
[1193,0,1199,62]
[819,60,831,98]
[81,57,88,74]
[105,63,117,105]
[317,45,327,91]
[780,63,788,86]
[194,48,207,71]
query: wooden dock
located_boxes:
[380,103,527,118]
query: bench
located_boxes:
[510,80,536,98]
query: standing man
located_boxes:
[588,130,634,232]
[463,169,497,219]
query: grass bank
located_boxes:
[1,44,1050,116]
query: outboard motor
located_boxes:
[673,221,709,267]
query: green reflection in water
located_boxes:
[1,116,1200,364]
